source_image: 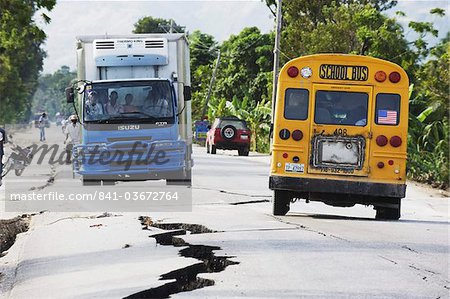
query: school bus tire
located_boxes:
[273,190,291,216]
[375,198,401,220]
[166,169,192,186]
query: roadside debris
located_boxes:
[89,224,103,228]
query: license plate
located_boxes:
[240,135,249,140]
[285,163,304,173]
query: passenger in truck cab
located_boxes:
[105,91,123,115]
[122,94,139,113]
[142,86,169,117]
[85,91,104,119]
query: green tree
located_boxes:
[32,66,77,119]
[188,30,218,121]
[0,0,56,124]
[280,2,414,69]
[133,17,185,34]
[407,33,449,188]
[214,27,273,108]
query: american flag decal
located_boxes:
[378,110,397,125]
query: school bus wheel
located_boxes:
[375,198,401,220]
[273,190,291,216]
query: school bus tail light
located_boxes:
[389,71,401,83]
[390,136,402,147]
[287,66,299,78]
[376,135,388,146]
[292,130,303,141]
[375,71,387,82]
[279,129,290,140]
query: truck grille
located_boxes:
[95,41,115,49]
[145,40,164,48]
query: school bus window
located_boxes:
[375,94,400,126]
[284,88,309,120]
[314,91,368,126]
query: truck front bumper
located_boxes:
[73,140,189,178]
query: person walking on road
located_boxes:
[38,112,48,141]
[0,127,7,186]
[0,128,8,186]
[64,115,81,164]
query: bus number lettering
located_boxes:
[333,128,347,136]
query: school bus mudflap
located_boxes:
[269,176,406,200]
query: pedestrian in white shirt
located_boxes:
[64,115,81,163]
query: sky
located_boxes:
[38,0,449,74]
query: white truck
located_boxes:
[66,34,192,185]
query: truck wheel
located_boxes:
[375,198,401,220]
[166,170,192,186]
[273,190,291,216]
[102,180,116,186]
[210,144,216,154]
[82,176,101,186]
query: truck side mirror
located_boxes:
[65,86,75,103]
[183,86,191,101]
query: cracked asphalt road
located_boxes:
[0,126,448,298]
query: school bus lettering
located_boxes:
[319,64,368,81]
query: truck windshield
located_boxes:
[83,80,174,123]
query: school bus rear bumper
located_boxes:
[269,176,406,198]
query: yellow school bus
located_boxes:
[269,54,409,220]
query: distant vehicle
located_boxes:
[206,116,251,156]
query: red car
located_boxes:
[206,116,251,156]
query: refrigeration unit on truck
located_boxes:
[65,34,193,185]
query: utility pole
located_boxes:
[169,19,174,33]
[202,50,221,119]
[159,20,185,33]
[271,0,282,124]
